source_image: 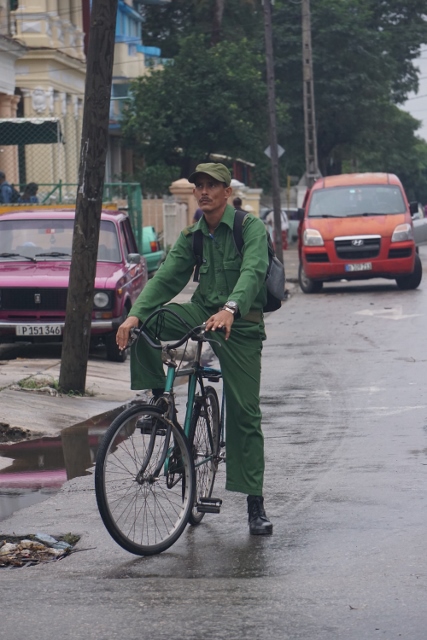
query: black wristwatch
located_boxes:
[222,300,239,316]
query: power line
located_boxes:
[405,93,427,101]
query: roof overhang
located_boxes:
[0,118,63,145]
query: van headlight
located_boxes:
[303,229,324,246]
[93,291,111,309]
[391,224,413,243]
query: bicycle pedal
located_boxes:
[196,497,222,514]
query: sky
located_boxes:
[403,48,427,141]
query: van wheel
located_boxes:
[395,254,422,290]
[299,263,323,294]
[105,331,127,362]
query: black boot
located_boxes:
[247,495,273,535]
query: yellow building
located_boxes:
[0,1,84,199]
[0,0,167,201]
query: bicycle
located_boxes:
[94,308,225,556]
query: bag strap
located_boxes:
[233,209,273,257]
[232,209,247,256]
[192,229,204,282]
[234,210,275,282]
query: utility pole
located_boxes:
[59,0,118,394]
[262,0,283,264]
[301,0,320,188]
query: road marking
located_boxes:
[352,405,427,416]
[355,305,421,320]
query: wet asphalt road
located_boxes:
[2,248,427,639]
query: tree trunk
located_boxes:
[59,0,118,394]
[211,0,225,45]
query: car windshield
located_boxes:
[0,219,121,262]
[308,185,406,218]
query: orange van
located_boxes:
[298,173,423,293]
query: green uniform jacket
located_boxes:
[129,205,269,322]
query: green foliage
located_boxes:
[133,162,180,197]
[129,0,427,200]
[368,0,427,102]
[273,0,427,178]
[122,34,276,179]
[17,374,94,397]
[346,105,427,202]
[141,0,263,57]
[17,376,60,391]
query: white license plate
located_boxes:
[16,325,62,336]
[345,262,372,272]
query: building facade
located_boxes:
[107,0,165,184]
[0,0,168,200]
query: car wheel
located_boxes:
[298,263,323,294]
[105,331,127,362]
[395,253,422,290]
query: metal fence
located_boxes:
[0,180,145,254]
[0,116,81,200]
[0,117,176,252]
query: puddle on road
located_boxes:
[0,407,124,522]
[0,349,218,523]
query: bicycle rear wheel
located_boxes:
[188,386,221,525]
[95,404,195,556]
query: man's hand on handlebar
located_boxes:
[116,315,140,351]
[205,309,234,340]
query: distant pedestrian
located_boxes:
[265,208,289,250]
[0,171,13,204]
[193,208,203,222]
[233,196,244,210]
[20,182,39,204]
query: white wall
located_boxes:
[0,35,24,95]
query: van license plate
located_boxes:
[345,262,372,272]
[16,325,62,336]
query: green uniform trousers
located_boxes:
[130,302,266,496]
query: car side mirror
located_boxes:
[128,253,141,264]
[297,207,305,221]
[409,201,419,215]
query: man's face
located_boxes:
[193,173,232,215]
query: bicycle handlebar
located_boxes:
[129,323,207,351]
[128,307,226,351]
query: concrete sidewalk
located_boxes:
[0,245,299,438]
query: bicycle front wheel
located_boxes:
[95,404,195,556]
[188,386,221,525]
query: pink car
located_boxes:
[0,207,148,361]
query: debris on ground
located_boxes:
[12,375,60,396]
[0,423,33,443]
[0,532,80,568]
[11,374,91,397]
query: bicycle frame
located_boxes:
[130,313,226,480]
[162,337,225,459]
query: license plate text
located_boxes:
[345,262,372,272]
[16,325,62,336]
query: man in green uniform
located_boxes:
[116,163,273,535]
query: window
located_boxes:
[308,185,406,218]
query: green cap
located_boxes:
[188,163,231,187]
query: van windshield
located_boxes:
[308,185,406,218]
